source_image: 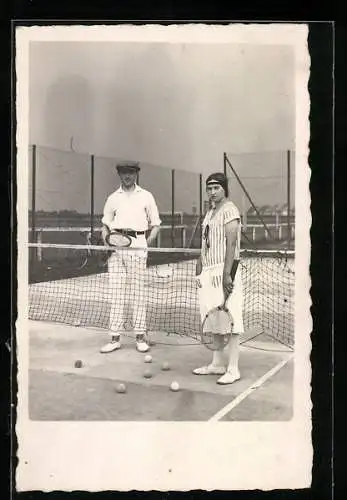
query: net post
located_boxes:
[171,169,175,247]
[90,154,95,237]
[287,150,291,249]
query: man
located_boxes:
[100,160,161,354]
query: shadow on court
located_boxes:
[28,321,293,421]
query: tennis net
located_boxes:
[28,244,295,348]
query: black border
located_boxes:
[3,17,335,500]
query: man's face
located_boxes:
[118,168,137,188]
[206,183,225,204]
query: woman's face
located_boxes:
[206,183,225,204]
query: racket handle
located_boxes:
[221,259,240,309]
[230,259,240,281]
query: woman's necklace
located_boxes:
[210,199,226,219]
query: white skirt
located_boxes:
[197,264,244,335]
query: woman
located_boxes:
[194,172,244,385]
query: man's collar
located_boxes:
[116,184,142,193]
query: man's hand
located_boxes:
[147,226,160,247]
[223,273,234,296]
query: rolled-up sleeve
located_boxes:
[101,196,114,228]
[146,193,161,227]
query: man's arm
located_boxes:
[101,196,113,244]
[146,194,161,246]
[223,219,240,295]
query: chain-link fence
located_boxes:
[29,145,203,250]
[224,150,295,250]
[29,145,295,253]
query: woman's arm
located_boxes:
[196,255,202,276]
[223,219,240,295]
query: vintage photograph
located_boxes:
[16,24,311,491]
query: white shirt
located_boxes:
[101,184,161,232]
[201,200,241,269]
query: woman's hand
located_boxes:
[195,259,203,288]
[196,257,202,276]
[223,273,234,296]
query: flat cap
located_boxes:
[116,160,140,171]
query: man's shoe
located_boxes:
[136,340,150,353]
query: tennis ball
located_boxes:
[161,361,170,371]
[144,369,153,379]
[116,383,127,394]
[144,355,152,363]
[74,360,83,368]
[170,381,180,392]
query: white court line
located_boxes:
[208,354,294,422]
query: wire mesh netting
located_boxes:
[28,244,295,348]
[224,151,295,250]
[29,145,203,249]
[174,169,202,249]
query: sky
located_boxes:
[29,42,295,213]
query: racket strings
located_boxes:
[107,231,132,247]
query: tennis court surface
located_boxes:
[28,244,294,421]
[29,321,293,421]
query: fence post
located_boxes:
[37,230,42,261]
[287,150,291,248]
[90,155,95,236]
[31,145,36,238]
[31,145,37,261]
[182,227,186,248]
[171,169,175,247]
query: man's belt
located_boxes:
[114,229,146,238]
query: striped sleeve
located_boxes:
[223,202,240,224]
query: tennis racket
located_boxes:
[201,259,240,351]
[105,230,132,247]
